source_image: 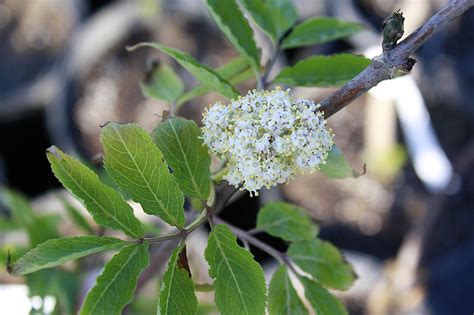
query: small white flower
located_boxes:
[202,88,333,196]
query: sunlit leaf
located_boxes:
[101,123,185,227]
[153,118,211,200]
[9,236,127,275]
[47,146,144,238]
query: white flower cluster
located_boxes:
[202,88,333,195]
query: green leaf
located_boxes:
[240,0,298,42]
[0,216,20,231]
[177,57,251,106]
[141,63,184,102]
[80,243,149,315]
[26,269,80,315]
[320,146,361,179]
[274,54,370,87]
[46,146,144,238]
[60,196,94,234]
[1,188,35,227]
[205,224,266,315]
[153,118,211,200]
[128,42,239,99]
[27,214,61,247]
[288,239,355,290]
[300,277,348,315]
[2,189,60,246]
[282,17,363,49]
[9,236,127,276]
[268,266,308,315]
[256,201,318,241]
[101,123,185,227]
[159,244,198,315]
[206,0,260,72]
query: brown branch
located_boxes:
[320,0,474,118]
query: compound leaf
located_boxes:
[47,146,144,238]
[9,236,127,276]
[80,243,149,315]
[288,239,355,290]
[101,123,185,227]
[205,224,266,315]
[256,201,318,241]
[153,118,211,200]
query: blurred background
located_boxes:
[0,0,473,314]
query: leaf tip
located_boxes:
[46,146,61,159]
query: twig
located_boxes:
[258,46,280,90]
[320,0,474,118]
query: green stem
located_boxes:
[141,209,208,244]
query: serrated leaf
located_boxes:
[288,239,355,290]
[240,0,298,42]
[141,63,184,102]
[282,17,363,49]
[153,118,211,200]
[9,236,127,276]
[320,146,361,179]
[274,54,370,87]
[268,266,308,315]
[177,57,251,106]
[101,123,185,227]
[46,146,144,238]
[206,0,260,72]
[256,201,318,241]
[205,224,266,315]
[128,42,239,99]
[300,277,348,315]
[159,244,198,315]
[80,243,149,315]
